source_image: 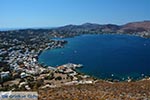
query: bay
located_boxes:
[38,34,150,80]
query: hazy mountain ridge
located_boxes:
[1,20,150,38]
[54,23,120,33]
[55,21,150,33]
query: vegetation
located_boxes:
[38,80,150,100]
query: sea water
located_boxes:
[39,34,150,80]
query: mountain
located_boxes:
[53,23,120,34]
[1,20,150,37]
[53,21,150,35]
[52,21,150,33]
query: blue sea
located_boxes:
[38,34,150,80]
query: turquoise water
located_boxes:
[39,34,150,80]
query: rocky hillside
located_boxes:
[119,21,150,33]
[39,79,150,100]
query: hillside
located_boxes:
[119,21,150,33]
[1,20,150,38]
[50,20,150,37]
[39,79,150,100]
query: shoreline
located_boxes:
[1,32,150,91]
[38,33,150,83]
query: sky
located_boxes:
[0,0,150,28]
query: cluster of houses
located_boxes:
[0,35,67,84]
[0,30,94,90]
[56,63,94,85]
[0,45,46,82]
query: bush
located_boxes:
[55,76,62,81]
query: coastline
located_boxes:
[1,31,150,91]
[38,33,150,82]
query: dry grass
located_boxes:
[38,80,150,100]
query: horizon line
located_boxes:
[0,20,150,31]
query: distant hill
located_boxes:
[119,21,150,33]
[52,21,150,36]
[54,23,120,34]
[1,20,150,38]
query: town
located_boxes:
[0,29,95,91]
